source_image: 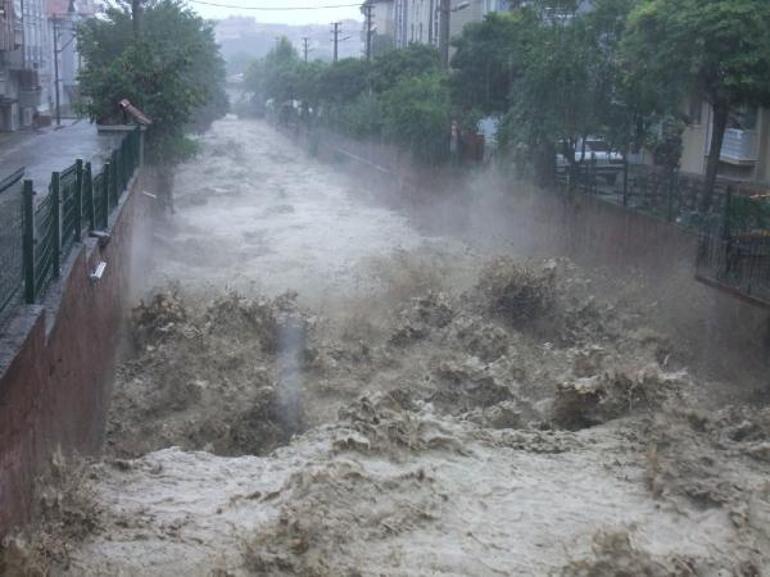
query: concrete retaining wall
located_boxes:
[0,172,151,538]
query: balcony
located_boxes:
[720,128,758,165]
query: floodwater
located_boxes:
[12,117,768,577]
[148,117,459,305]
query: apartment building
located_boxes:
[383,0,509,51]
[0,0,47,130]
[362,0,396,55]
[0,0,89,131]
[680,100,770,184]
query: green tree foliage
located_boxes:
[246,38,301,106]
[78,0,228,164]
[499,3,605,184]
[621,0,770,209]
[369,44,441,93]
[382,74,451,164]
[245,41,450,165]
[450,11,533,116]
[316,58,369,105]
[448,0,642,184]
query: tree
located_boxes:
[316,58,369,106]
[243,41,451,165]
[622,0,770,210]
[381,73,451,164]
[500,3,604,185]
[369,44,441,94]
[450,11,533,116]
[78,0,228,164]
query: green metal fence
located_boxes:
[0,127,144,315]
[696,192,770,307]
[0,169,26,319]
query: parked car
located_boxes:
[556,138,624,184]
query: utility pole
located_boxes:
[363,4,373,61]
[332,22,341,63]
[131,0,142,39]
[302,37,310,63]
[439,0,450,69]
[52,18,61,126]
[428,0,435,45]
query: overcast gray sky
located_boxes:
[188,0,363,25]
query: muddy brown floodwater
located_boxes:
[3,117,769,577]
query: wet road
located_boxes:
[0,119,122,186]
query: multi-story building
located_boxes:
[0,0,89,131]
[405,0,433,46]
[0,0,44,130]
[681,101,770,184]
[387,0,508,52]
[362,0,396,55]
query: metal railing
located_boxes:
[556,161,770,307]
[0,169,26,320]
[695,192,770,307]
[0,127,142,319]
[696,233,770,306]
[558,164,764,228]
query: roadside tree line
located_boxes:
[77,0,229,166]
[245,39,450,164]
[246,0,770,210]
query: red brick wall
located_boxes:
[0,173,150,538]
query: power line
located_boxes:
[187,0,361,10]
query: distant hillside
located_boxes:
[215,16,364,73]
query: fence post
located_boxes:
[722,185,734,241]
[111,150,119,204]
[102,162,111,229]
[75,159,84,242]
[51,172,61,278]
[138,126,145,167]
[85,162,95,231]
[22,180,35,304]
[622,157,629,208]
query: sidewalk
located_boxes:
[0,119,124,188]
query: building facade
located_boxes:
[383,0,509,52]
[681,101,770,184]
[0,0,89,131]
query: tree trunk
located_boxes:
[535,140,557,189]
[702,101,729,213]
